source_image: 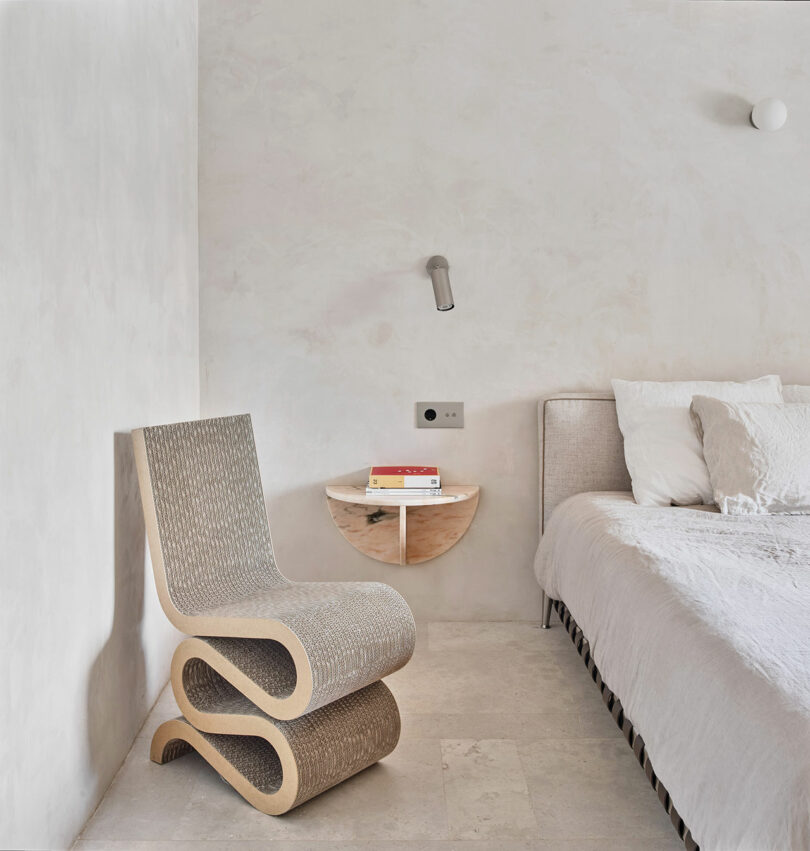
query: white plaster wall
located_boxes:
[199,0,810,621]
[0,2,198,848]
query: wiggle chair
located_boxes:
[132,414,416,813]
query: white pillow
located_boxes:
[691,396,810,515]
[783,384,810,403]
[611,376,783,506]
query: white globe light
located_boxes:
[751,98,787,132]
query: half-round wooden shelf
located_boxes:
[325,485,479,565]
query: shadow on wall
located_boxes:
[260,468,368,580]
[86,433,148,798]
[697,91,751,127]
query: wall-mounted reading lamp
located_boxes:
[426,255,454,311]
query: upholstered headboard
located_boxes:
[539,393,632,533]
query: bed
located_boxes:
[533,393,810,851]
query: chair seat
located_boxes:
[180,580,415,715]
[201,579,409,628]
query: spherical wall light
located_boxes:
[750,98,787,132]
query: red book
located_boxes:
[370,466,439,476]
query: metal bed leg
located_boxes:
[541,591,553,629]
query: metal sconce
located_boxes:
[426,256,454,311]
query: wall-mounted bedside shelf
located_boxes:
[325,485,479,566]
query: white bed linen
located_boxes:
[534,492,810,851]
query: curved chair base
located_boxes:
[152,680,401,814]
[174,636,303,721]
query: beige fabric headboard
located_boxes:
[539,393,632,533]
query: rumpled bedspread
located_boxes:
[535,492,810,851]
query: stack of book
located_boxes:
[366,466,441,496]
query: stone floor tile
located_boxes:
[441,739,538,840]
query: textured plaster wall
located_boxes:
[0,2,198,848]
[199,0,810,621]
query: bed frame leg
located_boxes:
[541,592,553,629]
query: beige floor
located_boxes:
[75,621,683,851]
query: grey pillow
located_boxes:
[691,395,810,515]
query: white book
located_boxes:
[365,487,442,496]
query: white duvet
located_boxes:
[534,492,810,851]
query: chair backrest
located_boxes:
[132,414,285,617]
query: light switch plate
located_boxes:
[416,401,464,428]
